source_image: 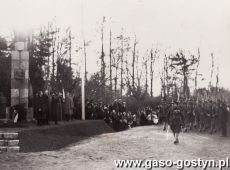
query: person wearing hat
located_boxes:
[167,102,185,144]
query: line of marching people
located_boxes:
[158,99,230,140]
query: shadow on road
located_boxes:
[19,120,114,153]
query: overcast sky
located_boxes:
[0,0,229,95]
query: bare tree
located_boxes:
[150,48,157,97]
[100,17,106,88]
[69,28,72,68]
[143,52,148,93]
[132,35,137,91]
[116,30,130,98]
[169,50,198,100]
[109,30,113,94]
[194,48,201,97]
[120,33,124,98]
[209,53,214,93]
[112,47,121,99]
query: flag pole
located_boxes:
[81,0,85,120]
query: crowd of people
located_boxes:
[138,106,159,126]
[4,88,229,142]
[33,91,112,126]
[104,100,137,131]
[101,98,229,143]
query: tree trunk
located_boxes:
[145,58,148,93]
[109,30,113,100]
[195,48,200,96]
[120,34,124,98]
[150,49,153,96]
[115,64,118,99]
[132,36,136,91]
[69,29,72,68]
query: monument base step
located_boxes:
[0,140,7,146]
[8,140,19,146]
[7,146,20,152]
[0,140,19,146]
[0,146,20,153]
[0,132,18,140]
[0,146,7,152]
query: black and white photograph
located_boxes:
[0,0,229,169]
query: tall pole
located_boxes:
[81,1,85,120]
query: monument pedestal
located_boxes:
[10,32,31,121]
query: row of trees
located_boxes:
[82,17,230,105]
[0,17,229,108]
[28,22,74,95]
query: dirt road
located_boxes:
[0,125,229,170]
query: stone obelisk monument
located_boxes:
[11,31,30,121]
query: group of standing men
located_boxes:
[34,91,74,126]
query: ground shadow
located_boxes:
[19,120,114,153]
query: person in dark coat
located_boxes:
[43,91,50,125]
[0,92,6,119]
[219,101,229,137]
[140,110,147,126]
[52,92,63,125]
[35,91,45,126]
[167,102,184,144]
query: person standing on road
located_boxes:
[167,102,185,144]
[219,101,228,137]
